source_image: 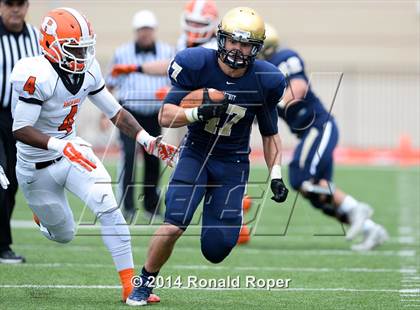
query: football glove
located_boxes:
[270,178,289,203]
[137,131,179,167]
[197,88,229,121]
[47,137,97,172]
[0,165,10,190]
[111,64,140,77]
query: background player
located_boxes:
[110,0,219,78]
[10,7,177,302]
[127,7,289,306]
[260,24,388,251]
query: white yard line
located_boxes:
[12,243,416,257]
[3,262,415,274]
[398,171,420,306]
[0,284,418,294]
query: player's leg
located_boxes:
[289,121,351,222]
[200,157,249,263]
[127,146,207,306]
[16,158,75,244]
[138,113,161,218]
[63,145,134,301]
[118,127,137,222]
[0,131,23,263]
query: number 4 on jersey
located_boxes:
[58,105,78,134]
[23,76,36,95]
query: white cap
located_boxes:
[132,10,158,29]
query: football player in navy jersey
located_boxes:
[127,8,288,306]
[260,24,388,251]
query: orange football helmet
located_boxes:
[39,7,96,74]
[181,0,218,47]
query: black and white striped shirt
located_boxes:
[107,41,174,115]
[0,18,40,112]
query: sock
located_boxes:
[99,209,134,271]
[99,209,134,300]
[362,219,376,234]
[140,266,159,287]
[338,195,359,214]
[119,268,134,301]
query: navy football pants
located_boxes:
[165,143,249,263]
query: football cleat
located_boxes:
[351,224,388,252]
[148,294,160,303]
[126,285,152,307]
[242,195,252,213]
[346,203,373,240]
[237,224,250,245]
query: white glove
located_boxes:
[0,165,10,190]
[136,130,179,167]
[47,137,97,172]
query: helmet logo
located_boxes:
[232,30,251,40]
[42,17,58,36]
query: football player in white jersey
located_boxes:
[10,8,178,303]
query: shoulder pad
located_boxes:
[175,47,208,71]
[10,56,56,101]
[168,47,212,89]
[255,60,286,90]
[87,58,103,87]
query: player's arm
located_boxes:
[12,101,97,171]
[257,75,289,203]
[111,60,170,77]
[278,54,308,109]
[159,87,228,128]
[88,87,178,166]
[278,78,308,108]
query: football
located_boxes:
[180,88,225,108]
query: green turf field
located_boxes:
[0,164,419,309]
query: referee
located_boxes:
[107,10,174,221]
[0,0,40,263]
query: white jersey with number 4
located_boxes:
[10,56,113,163]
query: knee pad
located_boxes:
[46,221,75,243]
[200,226,239,264]
[52,228,75,243]
[98,208,131,243]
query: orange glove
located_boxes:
[155,85,171,101]
[136,131,179,167]
[111,64,139,77]
[48,137,97,172]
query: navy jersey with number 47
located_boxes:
[267,49,330,136]
[165,47,286,156]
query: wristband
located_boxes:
[137,65,143,73]
[47,137,66,152]
[136,130,154,148]
[278,99,286,109]
[184,107,199,123]
[270,164,282,180]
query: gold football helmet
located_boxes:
[217,7,265,69]
[259,23,279,59]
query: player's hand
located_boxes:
[111,64,139,77]
[137,131,179,167]
[48,137,97,172]
[270,178,289,203]
[0,165,10,190]
[197,88,228,121]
